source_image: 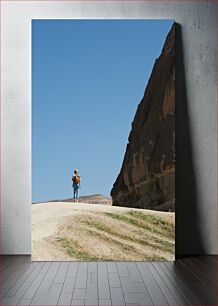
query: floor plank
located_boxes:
[162,261,201,304]
[176,260,217,305]
[148,262,181,305]
[186,257,217,287]
[137,262,169,305]
[1,256,30,287]
[4,262,45,297]
[0,256,216,305]
[2,259,35,292]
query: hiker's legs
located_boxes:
[73,184,79,202]
[75,187,78,200]
[73,189,76,201]
[73,186,77,202]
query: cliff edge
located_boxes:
[111,23,175,211]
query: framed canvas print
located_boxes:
[32,19,175,261]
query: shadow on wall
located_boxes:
[175,23,205,257]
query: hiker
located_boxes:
[72,169,81,202]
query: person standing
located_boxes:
[72,169,81,202]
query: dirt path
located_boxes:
[32,202,175,261]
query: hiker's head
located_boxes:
[74,169,78,174]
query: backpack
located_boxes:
[73,175,80,184]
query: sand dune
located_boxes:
[32,201,175,261]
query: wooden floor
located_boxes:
[0,256,217,305]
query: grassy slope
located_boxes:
[54,210,175,261]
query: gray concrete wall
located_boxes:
[1,1,217,255]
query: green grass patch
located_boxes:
[127,211,174,236]
[80,219,112,233]
[104,211,175,240]
[127,210,174,227]
[79,216,174,254]
[104,212,140,226]
[59,211,175,260]
[84,227,139,253]
[84,228,166,260]
[56,237,98,260]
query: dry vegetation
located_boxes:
[32,202,174,261]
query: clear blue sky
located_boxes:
[32,19,174,203]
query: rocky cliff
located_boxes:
[111,23,175,212]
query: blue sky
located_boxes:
[32,19,174,202]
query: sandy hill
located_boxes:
[32,201,175,261]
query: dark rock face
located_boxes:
[111,23,175,212]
